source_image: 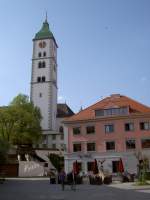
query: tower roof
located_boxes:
[33,18,58,46]
[57,103,74,118]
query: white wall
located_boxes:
[31,38,57,132]
[19,161,44,177]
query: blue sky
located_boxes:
[0,0,150,112]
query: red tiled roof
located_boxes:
[64,94,150,122]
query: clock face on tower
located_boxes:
[39,41,46,48]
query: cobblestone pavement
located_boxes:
[0,180,150,200]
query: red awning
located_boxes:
[118,158,124,173]
[93,159,99,174]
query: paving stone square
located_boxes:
[0,180,150,200]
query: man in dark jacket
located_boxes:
[59,169,66,190]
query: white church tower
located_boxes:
[30,17,58,146]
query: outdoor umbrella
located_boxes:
[93,159,99,174]
[118,158,124,173]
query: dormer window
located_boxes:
[95,107,128,117]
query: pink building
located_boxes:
[64,94,150,174]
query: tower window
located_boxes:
[42,61,46,68]
[38,52,41,57]
[53,65,56,72]
[43,52,46,57]
[42,76,45,82]
[39,41,46,48]
[38,62,42,68]
[37,77,41,82]
[39,93,42,97]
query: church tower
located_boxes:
[30,17,58,144]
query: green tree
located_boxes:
[0,106,19,142]
[47,153,64,172]
[0,139,9,164]
[0,94,42,146]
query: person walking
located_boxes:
[59,169,66,191]
[67,170,76,191]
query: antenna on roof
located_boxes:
[79,106,83,112]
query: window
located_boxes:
[105,124,114,133]
[52,143,56,149]
[39,93,42,97]
[37,76,45,82]
[73,127,81,135]
[125,123,134,131]
[43,52,46,57]
[59,126,64,133]
[44,163,48,167]
[38,62,42,68]
[126,139,136,150]
[53,65,56,72]
[95,107,128,117]
[87,143,96,151]
[73,143,81,152]
[86,126,95,134]
[141,139,150,149]
[106,141,115,150]
[42,76,45,82]
[140,122,149,130]
[37,77,41,82]
[60,144,64,150]
[38,52,41,57]
[38,61,45,68]
[60,134,64,140]
[42,61,46,68]
[95,109,104,117]
[42,144,47,148]
[52,135,56,140]
[87,162,94,171]
[39,41,46,48]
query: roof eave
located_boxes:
[63,112,150,125]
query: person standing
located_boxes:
[59,169,66,191]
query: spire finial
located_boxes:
[45,11,48,22]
